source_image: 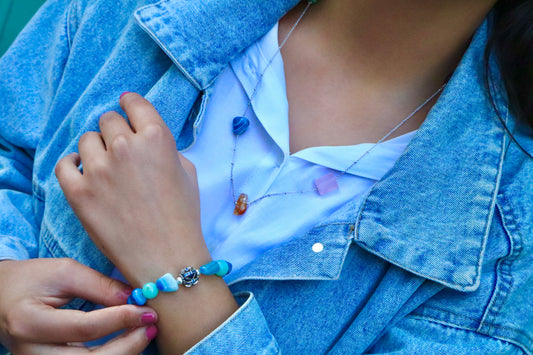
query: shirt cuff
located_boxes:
[186,291,280,354]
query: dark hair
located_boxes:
[487,0,533,158]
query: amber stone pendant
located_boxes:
[234,193,249,215]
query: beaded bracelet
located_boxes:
[127,260,232,306]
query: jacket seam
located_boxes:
[478,199,523,333]
[65,0,80,50]
[409,314,530,355]
[473,103,509,290]
[40,222,67,258]
[415,305,533,345]
[134,1,203,91]
[185,292,279,354]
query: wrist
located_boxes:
[119,231,211,287]
[153,274,238,355]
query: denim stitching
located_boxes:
[134,1,203,90]
[415,305,533,346]
[408,314,529,355]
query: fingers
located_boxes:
[119,92,165,132]
[55,153,83,190]
[25,305,157,343]
[98,111,132,147]
[93,325,157,354]
[57,259,133,307]
[16,326,156,355]
[78,132,106,168]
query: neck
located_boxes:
[282,0,496,89]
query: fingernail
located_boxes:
[120,91,131,99]
[141,312,157,325]
[146,325,158,341]
[117,286,134,301]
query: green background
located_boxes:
[0,0,46,57]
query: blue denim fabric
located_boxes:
[0,0,532,354]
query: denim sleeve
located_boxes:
[0,0,78,260]
[368,316,525,354]
[185,292,280,355]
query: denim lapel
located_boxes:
[225,221,356,286]
[354,20,511,292]
[134,0,300,90]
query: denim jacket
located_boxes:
[0,0,532,354]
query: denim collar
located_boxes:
[354,21,511,292]
[134,0,300,90]
[135,2,511,292]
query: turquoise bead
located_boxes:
[156,273,179,292]
[131,288,147,306]
[215,260,232,277]
[232,116,250,135]
[199,261,220,276]
[142,282,159,299]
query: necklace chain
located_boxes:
[230,1,314,205]
[230,1,446,211]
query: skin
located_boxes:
[281,0,498,152]
[0,0,499,354]
[0,258,158,354]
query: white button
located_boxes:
[312,243,324,253]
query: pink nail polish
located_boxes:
[146,325,158,341]
[120,91,131,99]
[141,312,157,325]
[117,286,133,301]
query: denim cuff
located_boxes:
[0,237,31,261]
[186,291,280,354]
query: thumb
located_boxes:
[56,258,132,306]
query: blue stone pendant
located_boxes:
[232,116,250,136]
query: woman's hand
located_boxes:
[55,92,210,285]
[0,258,158,354]
[56,93,238,354]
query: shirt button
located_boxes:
[312,243,324,253]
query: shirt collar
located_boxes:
[230,23,291,154]
[134,0,300,90]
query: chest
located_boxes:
[280,38,431,154]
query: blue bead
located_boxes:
[199,261,220,276]
[142,282,159,299]
[131,288,147,306]
[127,295,135,305]
[215,260,232,277]
[232,116,250,136]
[156,273,179,292]
[226,261,233,274]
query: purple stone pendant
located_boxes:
[314,173,339,196]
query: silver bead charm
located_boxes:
[179,267,200,287]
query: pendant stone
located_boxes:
[314,173,339,195]
[234,193,249,215]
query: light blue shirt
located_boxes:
[1,0,531,353]
[182,23,415,272]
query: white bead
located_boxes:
[312,243,324,253]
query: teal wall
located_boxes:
[0,0,46,57]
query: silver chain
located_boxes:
[230,1,445,208]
